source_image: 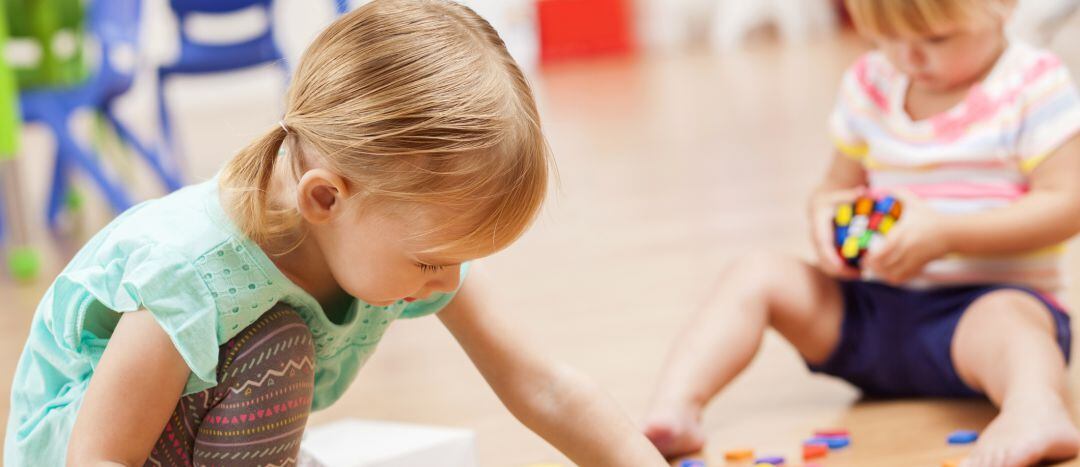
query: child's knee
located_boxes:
[726,252,804,299]
[217,304,315,388]
[963,290,1055,334]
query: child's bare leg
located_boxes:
[953,291,1079,467]
[643,253,844,457]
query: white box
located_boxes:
[300,419,478,467]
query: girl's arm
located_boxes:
[866,135,1080,283]
[940,135,1080,254]
[67,310,191,467]
[437,278,668,466]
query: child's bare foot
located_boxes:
[962,393,1080,467]
[643,401,706,458]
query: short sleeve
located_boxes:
[399,262,472,319]
[829,58,875,162]
[53,242,220,395]
[1016,59,1080,173]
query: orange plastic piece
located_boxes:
[724,449,755,461]
[855,196,874,215]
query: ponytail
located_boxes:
[219,124,296,247]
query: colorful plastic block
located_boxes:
[724,449,754,461]
[808,436,850,449]
[947,430,979,445]
[813,428,850,437]
[803,443,828,460]
[833,195,903,268]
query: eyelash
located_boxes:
[415,263,446,274]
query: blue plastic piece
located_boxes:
[754,456,785,465]
[948,430,979,445]
[875,195,896,214]
[835,225,849,247]
[678,460,705,467]
[808,436,851,449]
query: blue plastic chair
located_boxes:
[157,0,287,162]
[18,0,182,228]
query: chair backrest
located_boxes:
[169,0,274,17]
[3,0,87,88]
[87,0,143,96]
[90,0,142,48]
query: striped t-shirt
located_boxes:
[830,42,1080,293]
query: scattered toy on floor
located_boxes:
[724,449,755,461]
[947,430,979,445]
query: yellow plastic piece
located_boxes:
[842,236,861,259]
[835,204,853,226]
[724,448,754,461]
[942,460,961,467]
[879,216,895,234]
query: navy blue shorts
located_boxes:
[807,281,1072,398]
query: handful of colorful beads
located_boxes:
[833,195,903,268]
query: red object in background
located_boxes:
[835,0,854,28]
[536,0,635,64]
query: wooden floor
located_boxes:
[5,23,1080,467]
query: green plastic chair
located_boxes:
[0,0,42,282]
[5,0,87,89]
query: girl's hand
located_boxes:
[439,276,668,466]
[809,188,864,279]
[864,191,951,284]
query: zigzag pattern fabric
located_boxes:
[146,306,316,467]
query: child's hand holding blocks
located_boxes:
[833,195,903,268]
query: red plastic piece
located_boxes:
[804,443,829,460]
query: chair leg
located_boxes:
[104,108,183,192]
[156,73,186,178]
[45,146,70,230]
[55,118,133,214]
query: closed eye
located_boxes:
[415,263,446,274]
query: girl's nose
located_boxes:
[901,44,925,70]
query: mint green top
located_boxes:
[5,178,466,466]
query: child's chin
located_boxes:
[918,76,972,93]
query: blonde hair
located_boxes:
[845,0,1015,37]
[221,0,551,258]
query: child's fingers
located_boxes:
[812,210,859,278]
[865,233,905,281]
[819,187,866,205]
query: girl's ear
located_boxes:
[295,169,350,225]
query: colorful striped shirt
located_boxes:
[830,42,1080,293]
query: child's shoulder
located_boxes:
[990,42,1072,90]
[836,51,900,113]
[75,178,237,270]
